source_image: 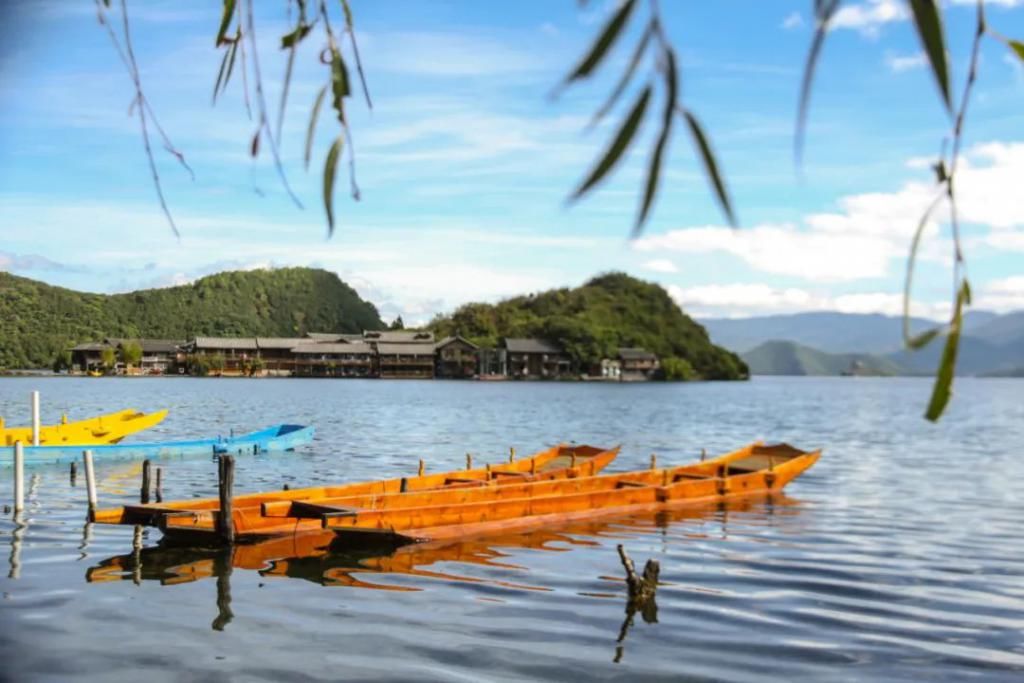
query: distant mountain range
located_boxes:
[699,311,1024,377]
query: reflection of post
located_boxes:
[211,549,234,631]
[131,525,143,586]
[78,522,93,560]
[7,513,26,579]
[13,442,24,515]
[613,545,660,664]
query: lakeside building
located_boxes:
[67,332,661,381]
[70,338,185,374]
[503,338,574,379]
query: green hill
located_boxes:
[743,340,902,376]
[429,272,748,380]
[0,268,383,369]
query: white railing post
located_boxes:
[31,391,40,446]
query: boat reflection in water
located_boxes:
[86,493,804,646]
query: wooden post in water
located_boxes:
[83,450,97,517]
[13,442,24,515]
[217,455,235,545]
[509,447,515,463]
[31,391,40,447]
[701,448,706,462]
[140,459,152,504]
[70,461,77,485]
[465,453,472,469]
[418,459,425,477]
[649,454,657,471]
[155,467,163,503]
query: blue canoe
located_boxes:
[0,424,315,467]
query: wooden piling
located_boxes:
[140,459,152,504]
[155,467,163,503]
[83,450,97,517]
[70,460,78,485]
[509,447,515,463]
[217,455,235,545]
[418,459,425,477]
[31,391,40,447]
[13,442,24,515]
[465,453,472,469]
[701,448,707,462]
[649,453,657,470]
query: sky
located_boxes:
[1,0,1022,325]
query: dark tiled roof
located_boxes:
[70,342,111,352]
[364,330,435,343]
[435,335,479,350]
[192,337,258,350]
[256,337,310,350]
[291,342,375,355]
[504,338,562,354]
[377,343,436,356]
[618,347,657,361]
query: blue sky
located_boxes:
[1,0,1022,324]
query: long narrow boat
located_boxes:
[86,493,797,589]
[1,408,168,446]
[92,444,620,542]
[0,424,314,467]
[317,443,819,545]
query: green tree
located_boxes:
[659,357,698,382]
[52,349,72,374]
[121,341,143,369]
[100,347,117,372]
[209,353,226,375]
[389,315,405,331]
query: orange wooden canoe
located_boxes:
[93,443,620,543]
[86,492,799,589]
[313,442,820,546]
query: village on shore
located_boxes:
[68,331,663,381]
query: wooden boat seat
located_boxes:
[288,500,361,520]
[443,477,486,486]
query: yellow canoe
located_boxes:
[0,408,168,446]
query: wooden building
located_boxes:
[435,336,479,379]
[70,338,184,374]
[70,341,112,373]
[255,337,309,375]
[618,347,659,380]
[132,339,185,374]
[185,337,258,375]
[503,338,572,379]
[363,330,435,344]
[290,342,375,377]
[376,343,435,379]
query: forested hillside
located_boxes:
[429,272,748,380]
[0,268,383,369]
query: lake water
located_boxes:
[0,376,1022,682]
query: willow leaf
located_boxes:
[589,22,652,130]
[216,0,236,46]
[635,48,677,234]
[341,0,373,109]
[908,0,952,113]
[903,191,945,347]
[212,46,232,104]
[795,0,840,166]
[305,84,328,170]
[924,280,970,421]
[1010,39,1024,63]
[323,136,344,236]
[682,109,736,227]
[571,85,651,200]
[281,23,312,49]
[330,46,351,125]
[250,129,260,158]
[564,0,637,85]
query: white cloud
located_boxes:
[886,52,927,73]
[361,31,547,77]
[830,0,907,37]
[976,275,1024,312]
[781,12,805,30]
[634,141,1024,283]
[669,283,949,319]
[642,259,678,274]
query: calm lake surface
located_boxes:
[0,376,1022,682]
